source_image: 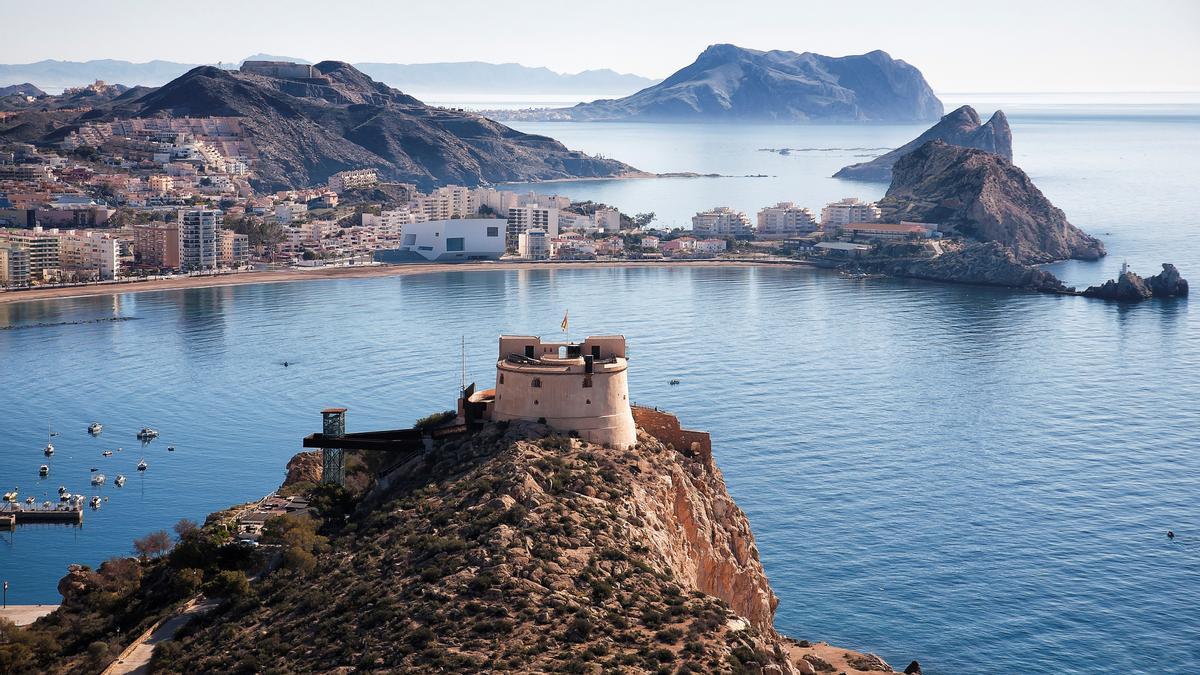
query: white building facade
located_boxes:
[756,202,818,238]
[820,198,882,228]
[692,207,753,237]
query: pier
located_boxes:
[0,507,83,525]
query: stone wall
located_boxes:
[631,406,712,466]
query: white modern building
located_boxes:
[327,169,379,193]
[692,207,752,237]
[377,218,505,262]
[275,202,308,224]
[473,187,519,217]
[756,202,818,238]
[594,207,621,233]
[58,230,120,280]
[517,228,549,260]
[820,198,882,228]
[178,208,221,271]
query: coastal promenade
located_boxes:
[0,258,805,306]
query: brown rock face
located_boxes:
[881,140,1106,264]
[283,450,322,486]
[1082,263,1188,301]
[884,241,1068,291]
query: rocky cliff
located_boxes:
[145,420,910,674]
[881,241,1069,292]
[1082,263,1189,300]
[880,141,1105,264]
[551,44,942,123]
[835,105,1012,182]
[1,62,636,191]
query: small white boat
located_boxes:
[39,464,49,476]
[102,450,113,457]
[88,422,103,435]
[114,474,126,487]
[91,473,105,486]
[57,485,67,495]
[24,496,35,505]
[136,427,159,440]
[89,496,101,509]
[2,491,17,502]
[60,492,72,502]
[136,459,148,471]
[43,442,54,457]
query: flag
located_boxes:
[560,310,569,332]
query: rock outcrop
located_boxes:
[2,62,637,191]
[884,241,1069,292]
[880,140,1105,264]
[1082,263,1189,300]
[160,421,912,673]
[549,44,943,123]
[835,105,1012,182]
[283,450,322,486]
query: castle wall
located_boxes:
[631,406,712,466]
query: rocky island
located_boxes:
[2,335,919,674]
[498,44,943,123]
[834,105,1012,182]
[1082,263,1189,300]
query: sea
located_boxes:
[1,92,1198,674]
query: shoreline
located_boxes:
[0,259,803,306]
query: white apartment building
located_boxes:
[362,208,414,243]
[820,198,882,228]
[0,243,31,287]
[58,230,120,280]
[517,229,549,260]
[178,208,221,271]
[410,186,477,222]
[594,207,621,233]
[757,202,818,238]
[275,202,308,224]
[473,187,519,216]
[219,229,250,267]
[691,207,753,237]
[327,169,379,193]
[523,191,571,210]
[506,203,560,248]
[0,227,61,278]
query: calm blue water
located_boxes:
[2,98,1199,674]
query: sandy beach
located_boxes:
[0,259,801,306]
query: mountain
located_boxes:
[880,140,1105,263]
[354,62,658,94]
[553,44,943,122]
[0,82,44,97]
[835,105,1012,181]
[4,61,635,191]
[0,58,657,96]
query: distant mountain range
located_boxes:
[0,62,636,190]
[835,105,1012,181]
[0,57,658,95]
[543,44,943,122]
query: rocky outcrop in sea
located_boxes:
[1082,263,1189,301]
[834,105,1012,182]
[882,241,1069,292]
[880,141,1105,264]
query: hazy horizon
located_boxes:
[3,0,1198,93]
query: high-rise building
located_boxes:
[0,226,60,278]
[691,207,752,237]
[58,230,120,280]
[820,198,882,228]
[219,229,250,267]
[178,209,221,271]
[506,203,560,248]
[517,229,549,259]
[133,223,181,270]
[0,242,30,287]
[756,202,818,238]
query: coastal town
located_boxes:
[0,108,943,292]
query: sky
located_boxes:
[2,0,1198,92]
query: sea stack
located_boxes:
[1082,263,1189,301]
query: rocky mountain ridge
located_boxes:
[0,61,636,190]
[835,105,1012,182]
[550,44,943,122]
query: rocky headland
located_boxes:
[5,419,915,674]
[834,105,1012,182]
[515,44,943,123]
[1082,263,1189,301]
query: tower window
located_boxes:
[498,374,504,384]
[531,378,542,388]
[582,376,593,388]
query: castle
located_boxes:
[467,335,637,449]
